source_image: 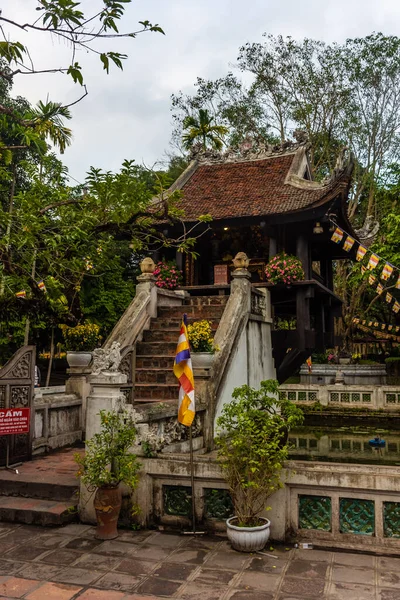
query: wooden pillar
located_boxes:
[269,237,277,258]
[296,234,310,279]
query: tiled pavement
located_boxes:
[0,523,398,599]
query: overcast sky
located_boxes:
[4,0,400,183]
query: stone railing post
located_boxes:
[230,252,252,310]
[79,369,127,524]
[65,367,91,427]
[136,257,157,319]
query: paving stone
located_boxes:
[25,581,82,600]
[0,576,39,598]
[378,571,400,589]
[333,552,375,568]
[75,590,125,600]
[178,582,227,599]
[31,534,73,549]
[129,544,173,561]
[39,549,82,566]
[94,572,141,593]
[227,591,274,600]
[64,537,103,552]
[136,576,182,596]
[123,595,165,600]
[151,561,196,582]
[281,576,326,598]
[181,536,223,551]
[4,546,49,562]
[236,571,281,592]
[192,567,236,585]
[52,567,104,586]
[286,559,328,579]
[73,553,121,571]
[144,533,183,548]
[93,540,139,557]
[16,564,62,582]
[293,549,332,562]
[115,531,155,544]
[377,588,400,600]
[0,543,20,554]
[379,557,400,571]
[332,565,375,586]
[0,561,26,576]
[245,555,286,574]
[115,559,157,577]
[55,524,93,536]
[327,581,375,600]
[203,551,248,570]
[0,530,40,545]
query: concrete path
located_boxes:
[0,522,398,599]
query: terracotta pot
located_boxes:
[226,516,271,552]
[191,352,214,368]
[66,351,92,368]
[94,485,122,540]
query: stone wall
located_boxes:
[299,363,387,385]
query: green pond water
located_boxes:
[289,425,400,465]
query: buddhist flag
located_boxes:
[343,235,355,252]
[368,254,380,270]
[374,322,379,327]
[306,356,312,373]
[393,302,400,314]
[37,280,46,292]
[356,245,367,261]
[386,293,393,304]
[396,275,400,290]
[376,283,384,295]
[15,290,26,298]
[361,266,367,274]
[369,274,376,286]
[396,327,400,332]
[368,321,373,327]
[382,324,386,330]
[381,263,393,281]
[362,320,366,325]
[331,227,344,243]
[389,325,393,331]
[173,315,195,427]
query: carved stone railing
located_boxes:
[33,387,82,453]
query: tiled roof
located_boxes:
[177,153,344,221]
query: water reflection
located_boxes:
[289,426,400,465]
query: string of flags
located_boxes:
[353,318,400,342]
[330,221,400,314]
[15,279,47,299]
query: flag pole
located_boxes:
[189,425,196,534]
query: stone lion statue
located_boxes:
[92,342,122,375]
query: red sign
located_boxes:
[214,264,229,285]
[0,408,30,436]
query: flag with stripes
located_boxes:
[16,290,26,298]
[37,280,46,292]
[173,315,195,427]
[331,227,344,244]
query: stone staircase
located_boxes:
[134,295,228,403]
[0,448,81,526]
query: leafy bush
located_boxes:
[60,322,102,351]
[265,253,305,285]
[215,380,304,527]
[75,410,140,490]
[154,261,183,290]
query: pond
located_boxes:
[289,424,400,465]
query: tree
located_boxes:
[182,109,229,151]
[0,1,164,110]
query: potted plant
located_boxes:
[60,322,102,367]
[265,253,305,286]
[338,349,352,365]
[215,379,303,552]
[75,410,140,540]
[153,261,183,290]
[187,319,219,368]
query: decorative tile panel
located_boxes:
[339,498,374,535]
[204,489,234,520]
[163,485,192,517]
[384,502,400,538]
[299,495,331,531]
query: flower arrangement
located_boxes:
[60,322,102,351]
[265,253,305,285]
[188,320,219,353]
[154,261,183,290]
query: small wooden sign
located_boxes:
[214,264,229,285]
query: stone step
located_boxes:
[134,383,178,400]
[135,368,176,384]
[150,317,220,330]
[0,478,78,503]
[157,305,226,319]
[136,355,175,369]
[136,341,177,356]
[142,329,183,343]
[134,398,177,405]
[0,496,78,526]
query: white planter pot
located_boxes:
[191,352,214,368]
[66,351,92,368]
[226,516,271,552]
